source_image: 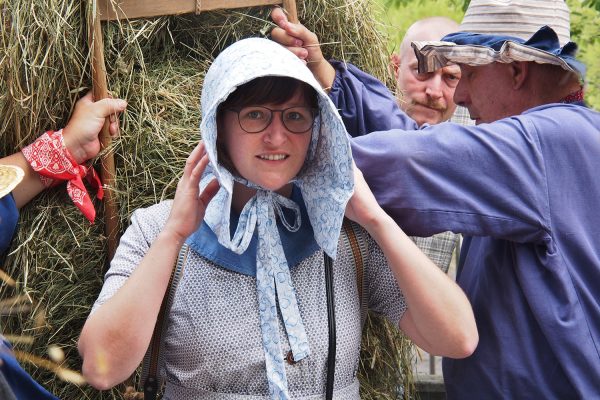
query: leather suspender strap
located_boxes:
[322,219,367,399]
[324,253,336,400]
[138,222,367,398]
[343,219,368,326]
[142,243,190,400]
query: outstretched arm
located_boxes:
[271,8,414,137]
[270,7,336,91]
[78,142,220,389]
[346,163,478,358]
[0,92,127,208]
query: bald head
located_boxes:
[399,17,459,58]
[393,17,461,126]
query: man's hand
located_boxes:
[62,92,127,164]
[270,7,336,90]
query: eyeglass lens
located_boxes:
[236,106,315,133]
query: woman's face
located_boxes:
[220,88,314,192]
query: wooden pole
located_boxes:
[282,0,298,23]
[90,2,119,261]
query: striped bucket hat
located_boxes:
[412,0,585,78]
[0,165,24,199]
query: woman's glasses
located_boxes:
[226,106,318,134]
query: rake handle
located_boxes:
[91,10,119,262]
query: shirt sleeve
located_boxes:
[0,194,19,257]
[328,60,418,137]
[90,201,172,313]
[351,116,552,243]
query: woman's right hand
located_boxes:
[163,141,220,243]
[80,141,220,390]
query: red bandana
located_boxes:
[561,88,584,104]
[22,130,103,223]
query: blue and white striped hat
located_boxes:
[411,0,585,78]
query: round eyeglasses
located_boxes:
[226,106,318,134]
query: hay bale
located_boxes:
[1,0,410,398]
[358,312,417,400]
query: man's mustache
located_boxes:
[410,99,446,111]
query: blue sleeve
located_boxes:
[328,60,418,137]
[1,338,58,400]
[351,117,551,243]
[0,195,19,256]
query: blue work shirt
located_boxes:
[331,61,600,399]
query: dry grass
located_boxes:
[358,312,417,400]
[1,0,410,398]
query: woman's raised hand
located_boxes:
[163,141,220,243]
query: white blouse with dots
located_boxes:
[91,201,406,399]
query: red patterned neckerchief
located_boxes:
[561,87,584,104]
[22,130,103,223]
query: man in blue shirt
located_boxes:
[271,0,600,398]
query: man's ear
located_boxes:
[509,61,530,90]
[390,53,401,79]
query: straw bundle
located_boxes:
[1,0,410,398]
[358,312,417,399]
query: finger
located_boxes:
[108,117,120,137]
[199,178,220,208]
[183,142,205,178]
[94,98,128,118]
[80,91,94,104]
[277,17,312,44]
[190,152,210,183]
[270,26,303,48]
[291,46,309,60]
[270,7,288,28]
[271,7,306,39]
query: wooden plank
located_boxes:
[196,0,282,12]
[98,0,195,20]
[98,0,284,21]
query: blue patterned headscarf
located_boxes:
[199,38,353,398]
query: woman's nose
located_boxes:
[263,112,289,145]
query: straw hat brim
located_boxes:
[0,165,25,199]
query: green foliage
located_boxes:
[375,0,464,52]
[569,0,600,108]
[583,0,600,11]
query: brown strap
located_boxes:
[141,243,190,399]
[343,219,368,326]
